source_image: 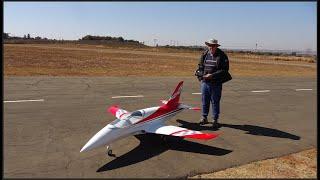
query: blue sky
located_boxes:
[4,2,317,51]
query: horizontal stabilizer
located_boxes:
[189,107,201,111]
[179,104,201,111]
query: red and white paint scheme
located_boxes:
[80,81,219,154]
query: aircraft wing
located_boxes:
[107,105,129,120]
[145,125,219,140]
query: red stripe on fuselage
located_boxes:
[135,103,179,125]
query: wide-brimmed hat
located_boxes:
[205,39,220,47]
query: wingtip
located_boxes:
[107,105,119,115]
[184,133,219,140]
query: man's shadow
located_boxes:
[176,119,300,140]
[97,133,232,172]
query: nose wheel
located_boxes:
[106,146,116,157]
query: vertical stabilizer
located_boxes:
[166,81,183,107]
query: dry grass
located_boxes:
[228,52,316,63]
[4,44,316,77]
[190,148,317,179]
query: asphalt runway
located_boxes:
[4,76,317,178]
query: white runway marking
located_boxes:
[251,90,270,93]
[4,99,45,103]
[192,93,202,95]
[111,95,144,99]
[295,89,313,91]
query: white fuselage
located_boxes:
[80,105,184,152]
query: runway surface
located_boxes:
[4,76,317,178]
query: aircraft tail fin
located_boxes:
[166,81,183,106]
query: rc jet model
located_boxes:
[80,81,220,156]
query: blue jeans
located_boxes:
[201,81,222,120]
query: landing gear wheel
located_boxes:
[107,149,113,156]
[175,136,184,142]
[160,135,170,148]
[160,135,166,141]
[106,146,115,157]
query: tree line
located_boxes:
[3,33,49,40]
[3,33,143,45]
[79,35,141,44]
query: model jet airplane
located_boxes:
[80,81,220,156]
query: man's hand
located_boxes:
[203,74,213,80]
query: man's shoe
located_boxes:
[212,120,220,128]
[199,117,208,125]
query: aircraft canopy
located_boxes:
[109,110,144,128]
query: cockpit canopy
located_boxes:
[109,110,144,128]
[130,110,143,117]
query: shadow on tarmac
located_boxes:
[97,133,232,172]
[176,119,301,140]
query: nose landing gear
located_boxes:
[106,146,116,157]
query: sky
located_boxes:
[3,2,317,51]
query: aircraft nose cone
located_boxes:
[80,142,92,152]
[80,126,113,152]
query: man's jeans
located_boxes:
[201,81,222,120]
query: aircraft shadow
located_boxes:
[176,119,219,131]
[97,133,232,172]
[176,119,300,140]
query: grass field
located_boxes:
[190,148,317,179]
[4,44,316,77]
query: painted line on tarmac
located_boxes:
[110,88,312,98]
[295,88,313,91]
[191,88,313,94]
[192,93,202,95]
[4,99,45,103]
[251,90,271,93]
[111,95,144,99]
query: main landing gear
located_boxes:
[160,135,170,148]
[106,146,116,157]
[160,135,184,147]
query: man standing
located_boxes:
[196,39,231,128]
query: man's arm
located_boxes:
[198,50,208,69]
[195,50,207,81]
